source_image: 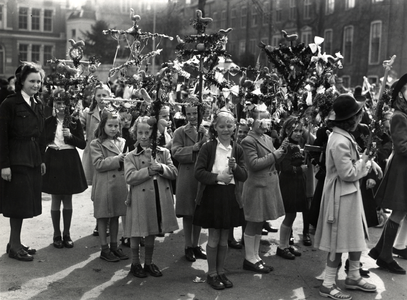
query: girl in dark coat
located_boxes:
[0,62,46,261]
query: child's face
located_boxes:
[159,107,171,127]
[289,125,303,142]
[214,115,235,140]
[252,118,269,135]
[104,118,120,138]
[185,106,198,126]
[237,124,249,141]
[95,88,109,108]
[54,100,66,116]
[136,122,152,148]
[119,112,132,129]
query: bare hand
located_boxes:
[366,179,376,189]
[41,163,46,176]
[273,148,286,160]
[1,167,11,181]
[62,128,71,138]
[228,157,236,173]
[118,153,126,162]
[217,169,233,184]
[371,160,383,180]
[150,158,163,173]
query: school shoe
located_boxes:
[228,239,243,249]
[192,246,207,259]
[319,284,352,300]
[259,260,274,271]
[288,246,301,257]
[144,263,163,277]
[53,236,64,249]
[8,248,34,262]
[218,273,233,288]
[120,237,130,247]
[263,221,278,233]
[6,243,36,255]
[63,235,74,248]
[243,259,272,273]
[393,247,407,259]
[130,263,147,278]
[100,250,120,262]
[184,247,196,262]
[344,277,376,292]
[276,247,295,260]
[112,248,129,260]
[206,275,225,290]
[303,233,312,246]
[376,257,406,274]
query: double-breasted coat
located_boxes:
[90,137,127,218]
[314,127,369,260]
[124,145,178,237]
[80,106,101,184]
[241,131,285,222]
[172,123,206,217]
[375,110,407,211]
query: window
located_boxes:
[44,9,53,31]
[301,31,312,46]
[263,2,269,25]
[324,29,333,54]
[0,45,4,75]
[19,44,28,61]
[241,7,247,28]
[325,0,334,15]
[343,26,353,64]
[31,8,40,31]
[231,8,237,28]
[249,39,257,54]
[289,0,296,20]
[221,10,226,28]
[239,40,246,55]
[44,45,53,64]
[252,8,259,27]
[276,0,282,22]
[369,21,382,64]
[345,0,355,10]
[304,0,312,19]
[32,45,41,62]
[72,29,76,39]
[19,7,28,29]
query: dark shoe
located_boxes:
[112,248,129,260]
[261,229,269,235]
[243,259,272,273]
[9,248,34,262]
[289,231,294,245]
[185,247,196,262]
[130,263,148,278]
[276,247,295,260]
[192,246,207,259]
[393,247,407,259]
[344,259,370,277]
[144,263,163,277]
[206,275,225,290]
[63,235,74,248]
[100,250,120,262]
[6,243,36,255]
[288,246,301,257]
[53,236,64,249]
[376,257,406,274]
[228,240,242,249]
[92,226,99,236]
[263,222,278,233]
[218,273,233,288]
[120,237,130,247]
[259,260,274,271]
[368,247,380,260]
[302,233,312,246]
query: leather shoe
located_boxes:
[228,240,242,249]
[53,236,64,249]
[185,247,196,262]
[376,257,406,274]
[288,246,301,257]
[144,263,163,277]
[130,263,147,278]
[259,260,274,271]
[192,246,207,259]
[368,247,380,260]
[218,273,233,288]
[6,243,36,255]
[206,275,225,290]
[243,259,272,273]
[63,235,74,248]
[263,221,278,233]
[302,233,312,246]
[261,229,269,235]
[9,248,34,261]
[276,247,295,260]
[393,247,407,259]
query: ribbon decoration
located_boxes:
[309,36,324,54]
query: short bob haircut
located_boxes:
[15,62,45,92]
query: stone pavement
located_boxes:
[0,187,406,300]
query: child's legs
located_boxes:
[244,221,263,263]
[51,195,63,236]
[347,251,362,280]
[217,229,229,275]
[144,235,156,265]
[121,216,127,237]
[207,228,221,276]
[322,252,342,288]
[279,213,296,249]
[109,217,119,244]
[98,218,109,247]
[130,237,141,264]
[61,195,73,236]
[183,216,193,247]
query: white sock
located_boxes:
[254,235,262,261]
[322,266,337,289]
[244,234,257,264]
[347,260,360,280]
[394,218,407,249]
[279,223,291,249]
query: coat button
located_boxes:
[113,175,116,178]
[142,189,145,191]
[142,161,145,164]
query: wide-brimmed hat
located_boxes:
[391,73,407,100]
[353,85,366,101]
[328,94,365,121]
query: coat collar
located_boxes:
[247,130,274,153]
[88,106,101,121]
[332,127,360,153]
[100,137,126,154]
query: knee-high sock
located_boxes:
[279,223,291,249]
[145,245,154,265]
[206,244,218,277]
[380,219,400,262]
[244,234,257,263]
[347,260,360,280]
[254,235,262,261]
[130,237,141,265]
[62,209,72,236]
[394,218,407,250]
[322,266,338,289]
[216,245,228,274]
[51,210,61,237]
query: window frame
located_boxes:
[241,6,247,28]
[324,29,333,54]
[343,25,354,64]
[369,21,382,64]
[325,0,335,15]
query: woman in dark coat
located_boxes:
[369,74,407,274]
[42,91,87,249]
[0,62,46,261]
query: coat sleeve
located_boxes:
[171,128,196,164]
[90,140,121,172]
[232,144,248,182]
[124,154,152,186]
[391,113,407,157]
[66,119,86,149]
[194,142,218,185]
[241,137,276,171]
[158,150,178,180]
